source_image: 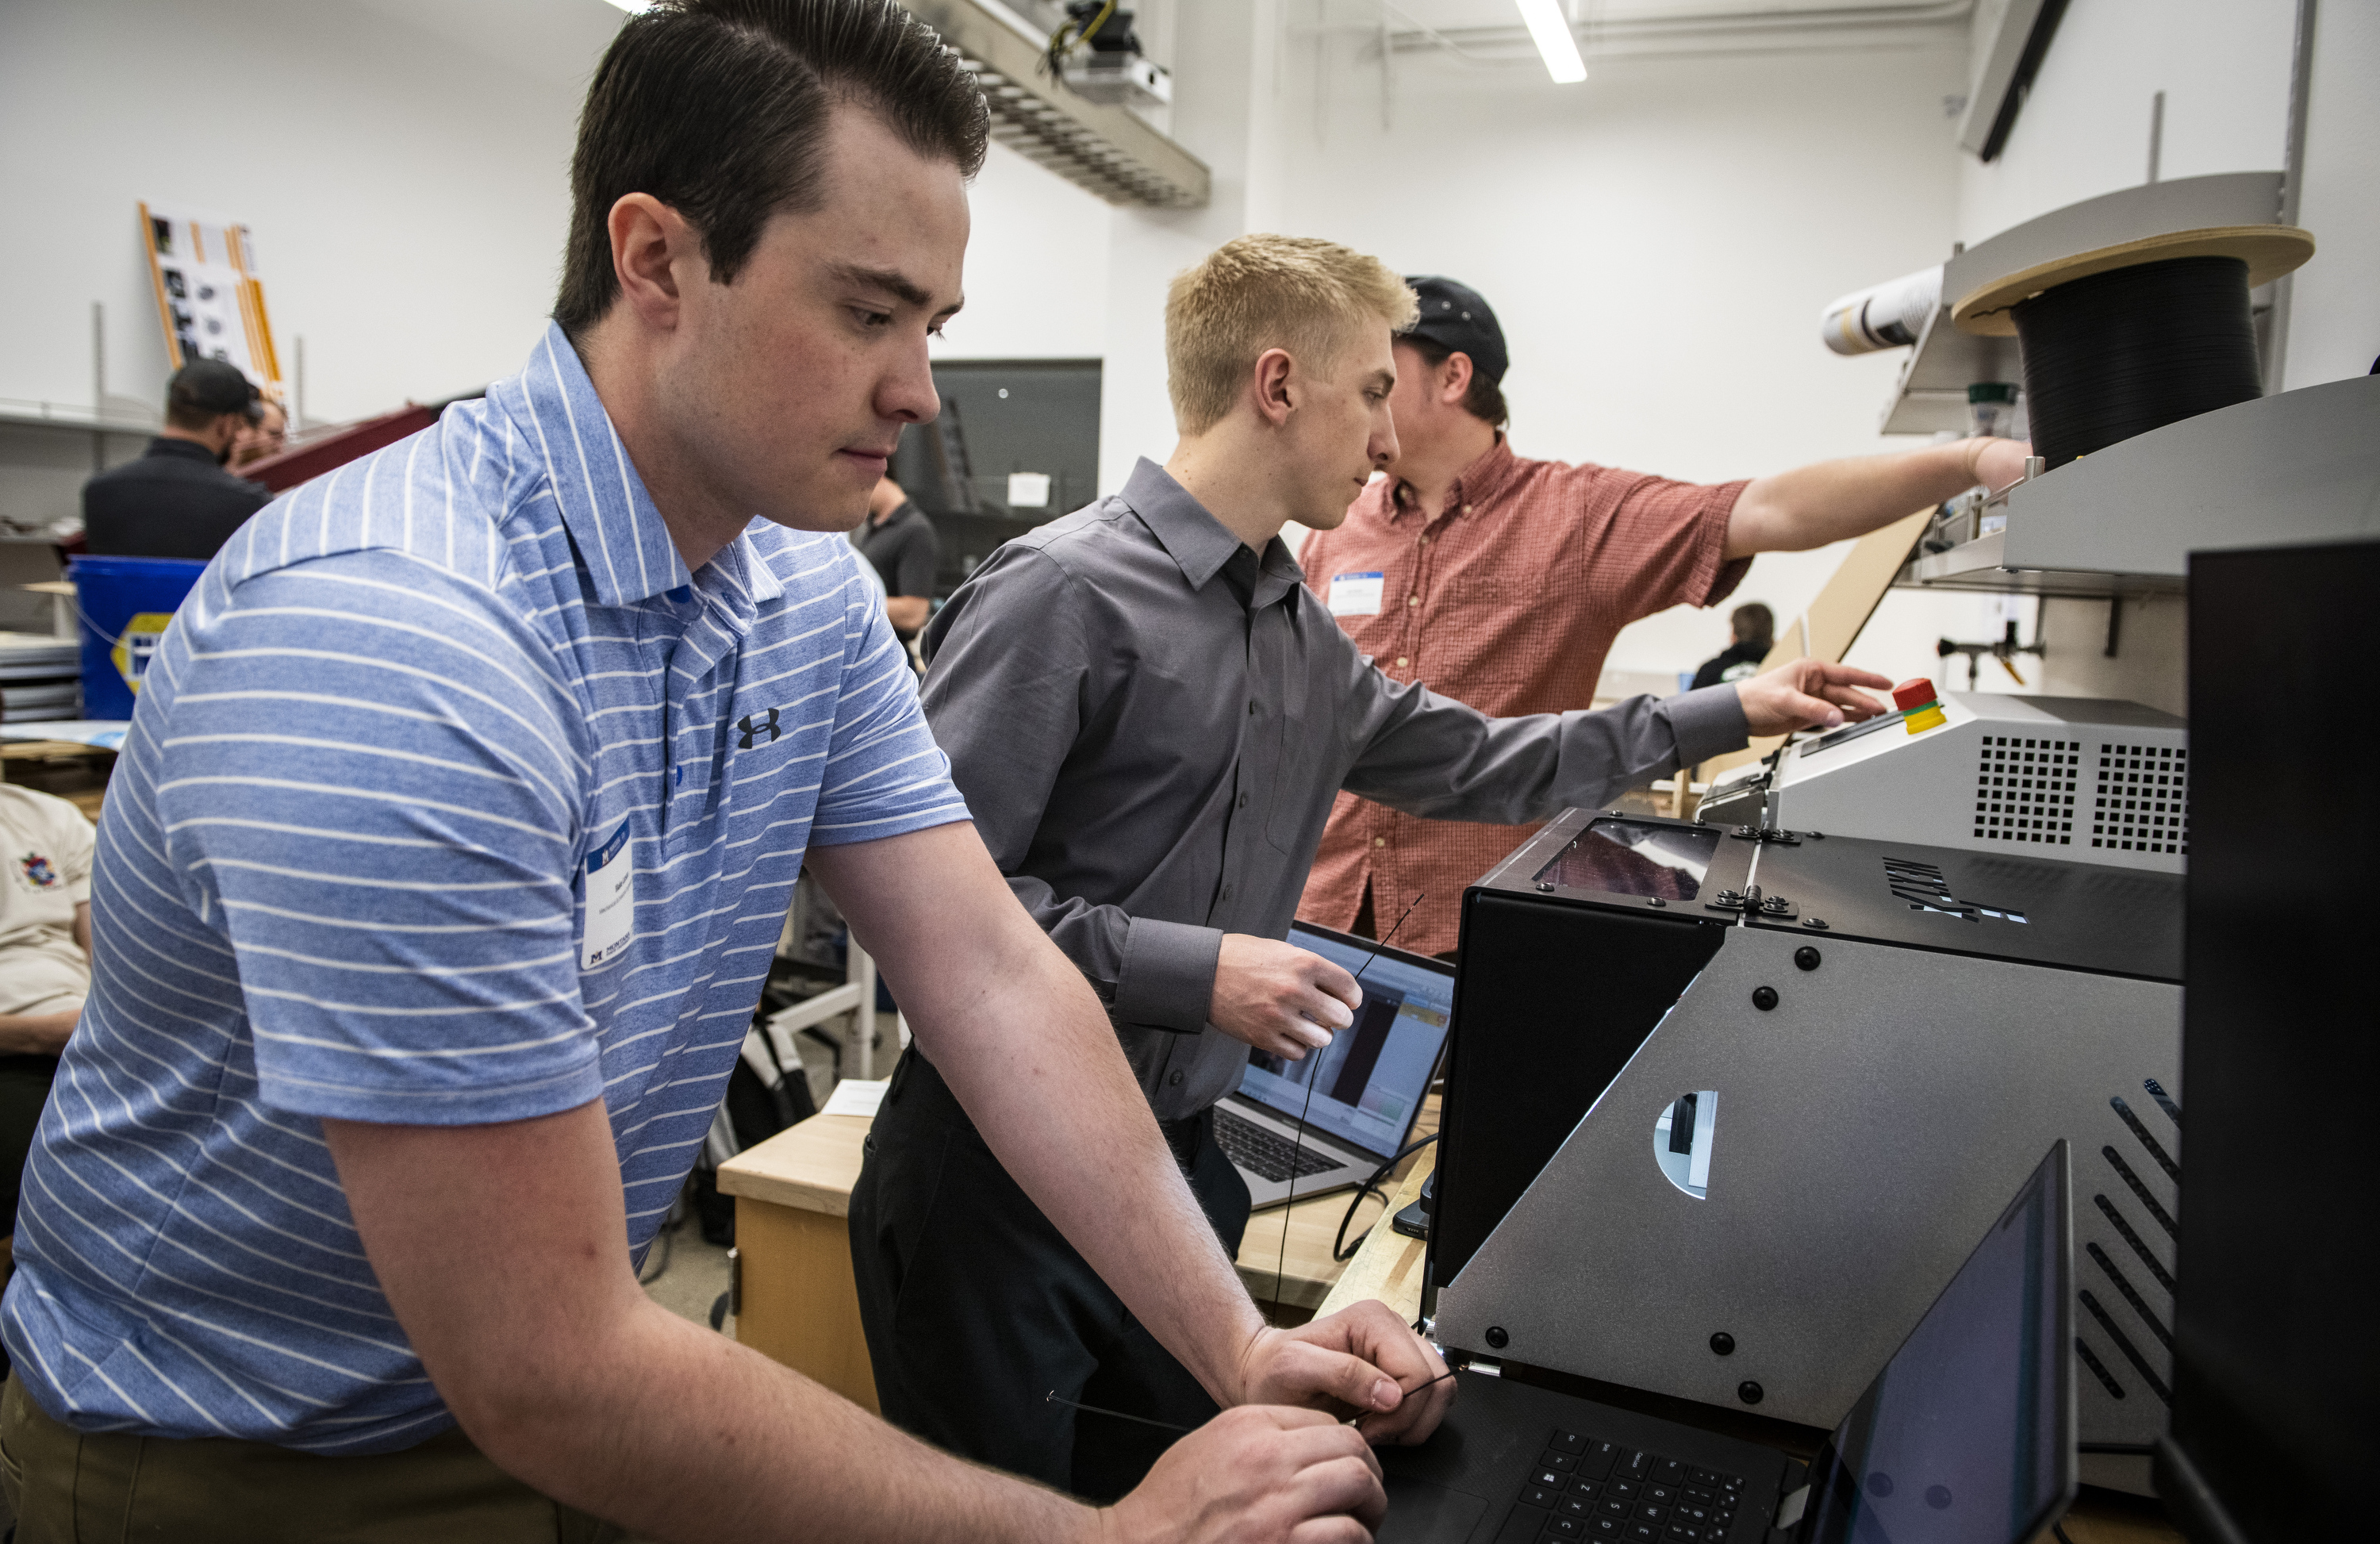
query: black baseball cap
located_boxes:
[167,359,262,422]
[1399,276,1508,386]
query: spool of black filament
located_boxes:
[1950,218,2313,471]
[2011,255,2263,469]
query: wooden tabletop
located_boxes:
[716,1092,1441,1313]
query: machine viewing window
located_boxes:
[1530,819,1722,900]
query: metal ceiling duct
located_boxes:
[904,0,1211,209]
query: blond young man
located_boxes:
[858,235,1891,1499]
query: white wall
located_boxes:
[1956,0,2300,249]
[2282,0,2380,389]
[931,140,1115,362]
[0,0,620,441]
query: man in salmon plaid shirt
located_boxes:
[1298,277,2034,957]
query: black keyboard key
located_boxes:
[1608,1479,1640,1502]
[1532,1467,1565,1489]
[1653,1459,1687,1487]
[1550,1431,1586,1454]
[1683,1487,1713,1505]
[1599,1500,1632,1519]
[1622,1450,1654,1481]
[1541,1451,1579,1473]
[1588,1520,1622,1538]
[1675,1504,1711,1527]
[1637,1503,1670,1526]
[1688,1469,1722,1488]
[1582,1441,1622,1479]
[1644,1484,1676,1504]
[1568,1477,1605,1499]
[1717,1473,1743,1492]
[1521,1485,1559,1509]
[1626,1523,1660,1542]
[1546,1519,1583,1539]
[1560,1496,1594,1518]
[1666,1527,1703,1543]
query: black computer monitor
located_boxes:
[2158,539,2378,1541]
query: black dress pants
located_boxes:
[848,1050,1252,1502]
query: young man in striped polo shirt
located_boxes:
[0,4,1439,1538]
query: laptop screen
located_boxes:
[1798,1143,2074,1544]
[1235,924,1454,1160]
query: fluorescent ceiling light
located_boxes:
[1514,0,1587,84]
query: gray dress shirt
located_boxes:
[920,459,1749,1120]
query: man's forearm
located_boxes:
[810,826,1266,1405]
[0,1010,76,1056]
[1725,440,2010,558]
[488,1296,1097,1542]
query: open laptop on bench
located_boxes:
[1217,920,1455,1210]
[1377,1140,2077,1544]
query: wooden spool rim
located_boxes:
[1951,225,2316,337]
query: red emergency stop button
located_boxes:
[1893,677,1946,734]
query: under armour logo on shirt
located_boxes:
[737,709,781,749]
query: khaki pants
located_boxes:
[0,1375,635,1542]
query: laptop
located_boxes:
[1215,920,1456,1210]
[1376,1141,2076,1544]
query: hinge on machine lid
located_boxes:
[1727,825,1801,845]
[1707,885,1798,920]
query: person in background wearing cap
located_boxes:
[232,397,290,469]
[80,359,272,562]
[1296,276,2035,958]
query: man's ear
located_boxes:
[608,193,699,333]
[1250,348,1296,428]
[1439,351,1475,407]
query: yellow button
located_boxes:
[1395,656,1409,667]
[1418,536,1429,547]
[1461,504,1473,513]
[1407,595,1420,607]
[1373,837,1387,848]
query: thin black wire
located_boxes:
[1334,1131,1440,1262]
[2051,1522,2077,1544]
[1272,894,1426,1321]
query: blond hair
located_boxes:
[1165,235,1418,436]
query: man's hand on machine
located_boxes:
[1236,1300,1455,1445]
[1101,1405,1387,1544]
[1211,934,1363,1058]
[1733,659,1895,737]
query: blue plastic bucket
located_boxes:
[68,556,208,720]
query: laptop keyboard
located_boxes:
[1214,1108,1340,1183]
[1495,1427,1745,1544]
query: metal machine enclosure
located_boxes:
[1432,811,2180,1493]
[1698,693,2188,873]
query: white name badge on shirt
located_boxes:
[582,817,635,970]
[1327,571,1384,617]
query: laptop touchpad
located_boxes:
[1375,1474,1491,1543]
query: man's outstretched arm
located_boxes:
[808,820,1456,1446]
[328,1096,1388,1544]
[1724,437,2033,559]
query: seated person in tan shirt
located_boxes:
[0,785,94,1271]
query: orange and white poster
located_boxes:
[138,201,284,403]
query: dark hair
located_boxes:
[1731,602,1775,647]
[555,0,989,340]
[1399,332,1508,428]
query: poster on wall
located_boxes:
[138,200,285,403]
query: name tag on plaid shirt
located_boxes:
[1326,571,1384,616]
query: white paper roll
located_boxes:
[1819,264,1943,355]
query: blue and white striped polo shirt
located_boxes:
[2,325,969,1452]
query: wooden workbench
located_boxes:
[717,1093,1438,1411]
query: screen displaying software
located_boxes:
[1237,928,1453,1158]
